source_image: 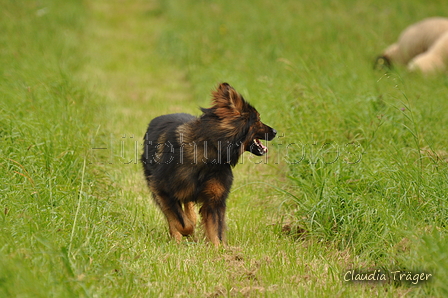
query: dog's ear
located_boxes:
[214,83,244,111]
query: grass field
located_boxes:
[1,0,447,297]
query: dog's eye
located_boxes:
[247,113,256,122]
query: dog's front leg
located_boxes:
[200,200,226,247]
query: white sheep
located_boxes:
[377,17,448,74]
[408,31,448,73]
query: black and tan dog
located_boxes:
[141,83,276,246]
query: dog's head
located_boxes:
[203,83,276,157]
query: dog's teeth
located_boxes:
[254,139,268,152]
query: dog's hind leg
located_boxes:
[183,201,197,226]
[155,195,196,242]
[183,201,197,241]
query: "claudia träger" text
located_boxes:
[344,270,432,285]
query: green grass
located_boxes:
[1,0,447,297]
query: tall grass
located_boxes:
[0,1,102,296]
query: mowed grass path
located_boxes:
[82,1,350,297]
[1,0,447,297]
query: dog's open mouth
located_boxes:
[250,138,268,156]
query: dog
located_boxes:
[141,83,276,246]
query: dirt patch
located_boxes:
[205,247,278,297]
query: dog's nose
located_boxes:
[272,129,277,136]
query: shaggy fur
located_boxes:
[141,83,276,246]
[408,31,448,74]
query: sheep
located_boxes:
[376,17,448,73]
[408,31,448,74]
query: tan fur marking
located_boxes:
[214,107,240,119]
[184,201,197,226]
[166,213,183,242]
[155,133,167,162]
[204,179,226,200]
[228,87,244,111]
[176,122,194,143]
[176,122,199,163]
[202,214,220,247]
